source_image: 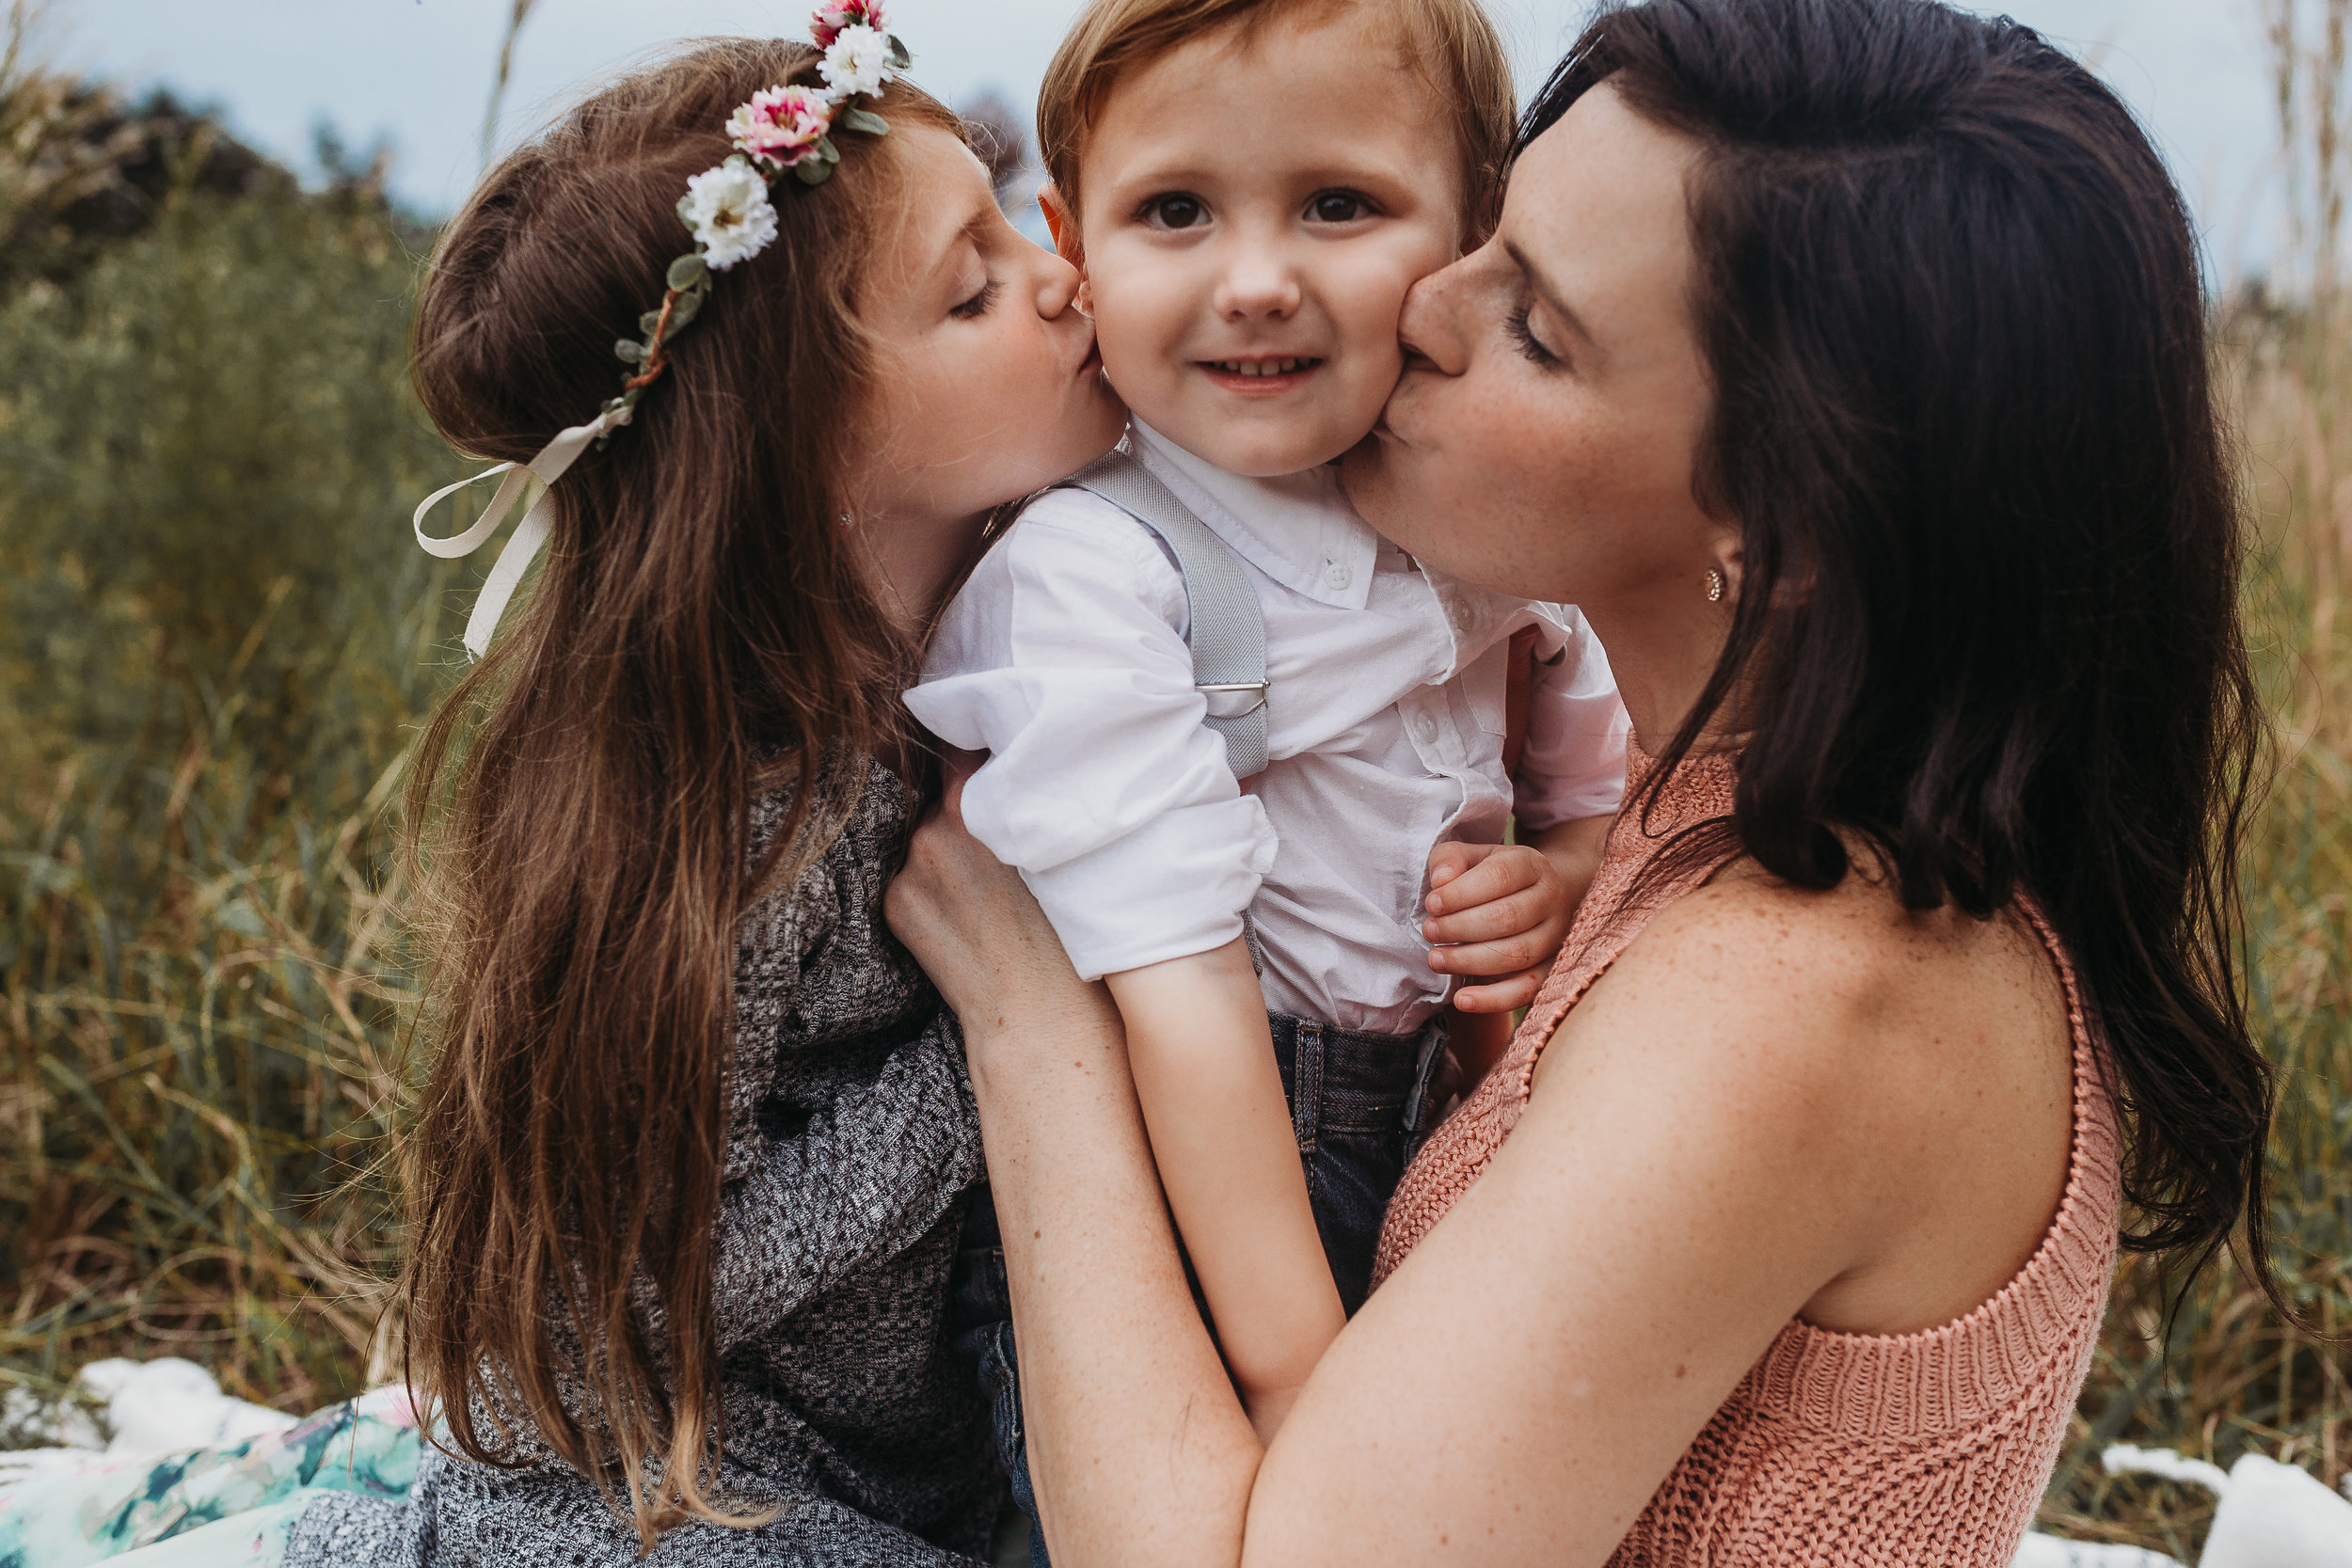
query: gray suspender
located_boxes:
[1056,450,1271,780]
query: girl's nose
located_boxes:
[1036,247,1084,320]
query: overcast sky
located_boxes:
[45,0,2282,281]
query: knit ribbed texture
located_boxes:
[284,756,1001,1567]
[1375,741,2122,1564]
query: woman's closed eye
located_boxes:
[1304,188,1379,224]
[1138,192,1210,231]
[1506,302,1565,369]
[950,278,1002,320]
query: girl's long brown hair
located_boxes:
[398,40,963,1547]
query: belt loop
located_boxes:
[1402,1021,1448,1137]
[1293,1021,1323,1148]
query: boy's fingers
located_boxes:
[1424,840,1492,891]
[1424,847,1541,913]
[1453,968,1546,1013]
[1422,887,1554,947]
[1426,929,1557,977]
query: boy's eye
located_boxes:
[1141,194,1208,230]
[1306,190,1376,224]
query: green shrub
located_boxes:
[0,175,470,1412]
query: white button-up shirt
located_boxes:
[907,422,1629,1036]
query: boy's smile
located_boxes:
[1053,4,1465,478]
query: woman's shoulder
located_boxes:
[1600,857,2067,1072]
[1549,861,2080,1333]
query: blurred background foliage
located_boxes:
[0,0,2342,1553]
[0,0,468,1418]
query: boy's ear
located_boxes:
[1038,182,1083,268]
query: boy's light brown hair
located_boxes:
[1038,0,1517,235]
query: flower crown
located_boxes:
[608,0,913,427]
[414,2,913,660]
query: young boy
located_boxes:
[909,0,1628,1516]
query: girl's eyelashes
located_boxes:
[1138,193,1209,231]
[950,278,1002,320]
[1305,188,1379,224]
[1505,302,1565,369]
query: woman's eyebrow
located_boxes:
[1503,239,1598,352]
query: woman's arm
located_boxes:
[889,784,2011,1567]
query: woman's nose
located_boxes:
[1212,240,1303,323]
[1396,255,1473,376]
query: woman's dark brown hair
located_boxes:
[1534,0,2279,1307]
[398,40,965,1546]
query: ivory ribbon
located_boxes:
[412,404,633,658]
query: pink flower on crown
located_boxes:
[726,85,833,169]
[811,0,884,50]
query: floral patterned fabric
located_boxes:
[0,1386,423,1568]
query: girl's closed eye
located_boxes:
[1506,302,1565,370]
[951,278,1002,320]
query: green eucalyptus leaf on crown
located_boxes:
[794,155,835,186]
[675,193,696,225]
[885,34,911,69]
[818,134,841,165]
[640,309,665,336]
[840,106,889,136]
[666,253,709,291]
[723,151,751,173]
[667,289,704,327]
[614,338,646,364]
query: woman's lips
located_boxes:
[1197,356,1325,395]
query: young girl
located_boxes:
[0,21,1121,1568]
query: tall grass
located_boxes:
[0,12,2344,1556]
[0,156,470,1416]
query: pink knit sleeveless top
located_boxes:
[1375,742,2122,1564]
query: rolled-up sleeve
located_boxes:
[905,490,1277,980]
[1512,606,1631,832]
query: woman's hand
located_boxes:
[885,755,1120,1080]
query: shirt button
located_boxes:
[1323,561,1352,591]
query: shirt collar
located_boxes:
[1127,420,1378,611]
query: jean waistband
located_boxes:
[1266,1012,1452,1136]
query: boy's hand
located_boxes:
[1422,842,1575,1013]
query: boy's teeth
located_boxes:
[1214,357,1312,376]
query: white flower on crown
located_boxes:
[818,24,897,101]
[680,157,780,270]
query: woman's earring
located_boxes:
[1706,568,1726,603]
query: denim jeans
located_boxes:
[950,1012,1449,1568]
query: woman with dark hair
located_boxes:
[885,0,2276,1561]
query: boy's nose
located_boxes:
[1212,244,1303,322]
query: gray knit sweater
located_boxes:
[287,758,1001,1565]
